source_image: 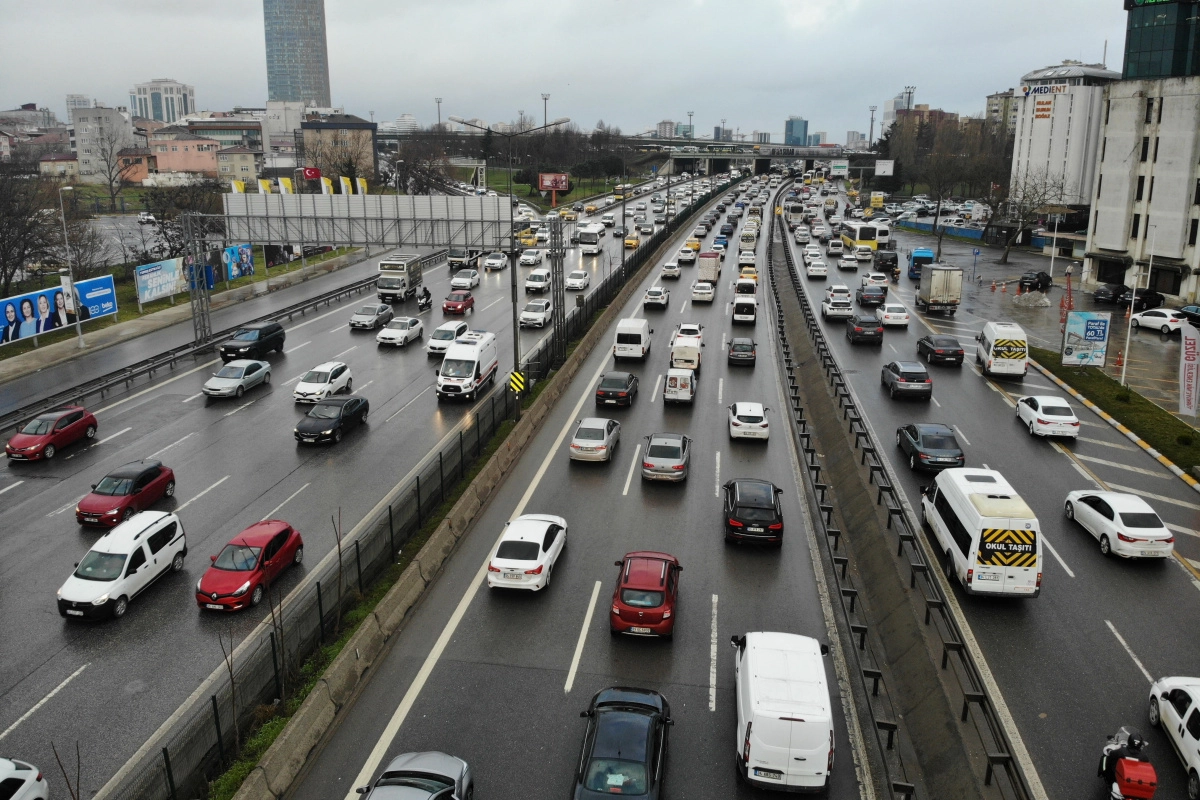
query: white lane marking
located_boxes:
[480,297,504,313]
[176,475,229,512]
[0,663,90,742]
[718,378,724,405]
[709,594,719,712]
[650,374,662,404]
[1105,620,1154,683]
[181,392,204,403]
[888,343,898,353]
[1078,436,1136,451]
[622,445,642,497]
[94,359,220,415]
[357,380,374,393]
[1040,533,1075,578]
[262,482,311,521]
[953,425,972,446]
[1107,482,1200,511]
[720,332,726,351]
[930,397,941,407]
[1167,522,1200,539]
[981,462,990,469]
[343,341,615,800]
[328,323,347,333]
[283,373,305,386]
[224,400,256,418]
[1073,453,1171,479]
[97,426,132,445]
[149,432,195,459]
[334,345,358,358]
[46,495,85,517]
[288,340,311,352]
[714,451,721,497]
[385,386,433,422]
[0,481,24,496]
[564,581,602,693]
[679,300,687,315]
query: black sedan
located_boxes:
[916,334,965,365]
[596,372,639,407]
[896,422,965,471]
[846,314,884,344]
[727,337,756,366]
[856,285,887,306]
[1092,283,1129,304]
[1018,271,1052,292]
[573,687,672,800]
[294,396,369,444]
[1128,288,1166,312]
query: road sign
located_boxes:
[973,248,981,256]
[509,370,526,394]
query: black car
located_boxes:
[1018,271,1052,292]
[727,337,756,366]
[916,334,965,365]
[1180,305,1200,325]
[596,372,639,407]
[723,479,784,545]
[573,687,672,800]
[846,314,884,344]
[1128,288,1166,312]
[613,226,628,238]
[719,224,734,236]
[220,321,285,362]
[856,285,887,306]
[875,250,899,271]
[1092,283,1129,304]
[293,396,369,444]
[573,202,585,212]
[896,422,965,471]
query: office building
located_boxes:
[1123,1,1200,80]
[264,0,332,107]
[66,94,91,115]
[784,116,808,146]
[846,131,866,147]
[986,88,1018,134]
[807,132,827,146]
[882,89,915,130]
[129,79,195,124]
[656,120,675,139]
[69,105,134,182]
[674,122,693,138]
[753,131,770,144]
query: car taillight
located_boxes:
[877,327,884,333]
[1117,533,1140,543]
[1166,537,1176,543]
[760,421,768,428]
[487,564,500,572]
[897,377,906,383]
[768,523,783,531]
[1037,418,1049,425]
[732,420,742,427]
[728,518,744,527]
[612,604,621,615]
[662,609,671,619]
[918,452,930,459]
[743,721,753,763]
[1070,421,1080,426]
[671,464,686,470]
[1036,572,1042,588]
[524,565,544,575]
[617,391,628,397]
[966,568,973,585]
[854,327,863,332]
[925,379,932,384]
[643,461,654,468]
[934,349,944,354]
[827,731,834,771]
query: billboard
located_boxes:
[221,244,255,282]
[538,172,569,191]
[830,159,849,178]
[1061,311,1111,367]
[135,258,186,304]
[1181,322,1200,416]
[875,160,895,176]
[0,275,117,346]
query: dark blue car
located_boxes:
[573,687,672,799]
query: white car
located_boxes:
[1131,308,1185,334]
[1015,395,1080,438]
[568,417,621,462]
[803,245,822,263]
[520,299,554,328]
[806,260,828,278]
[1064,490,1174,558]
[376,316,423,346]
[838,255,860,271]
[738,251,756,267]
[519,249,544,266]
[678,247,697,264]
[425,321,469,355]
[0,758,48,799]
[486,514,568,590]
[525,268,551,294]
[861,272,889,289]
[643,286,670,308]
[879,304,910,327]
[565,270,590,290]
[294,361,353,402]
[661,262,681,279]
[1148,675,1200,790]
[728,401,770,440]
[535,229,550,242]
[482,252,507,271]
[855,245,874,262]
[137,211,156,225]
[691,281,715,302]
[711,243,727,260]
[450,269,480,289]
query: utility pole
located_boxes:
[435,97,442,131]
[720,118,726,142]
[687,111,693,140]
[868,106,877,145]
[542,94,550,128]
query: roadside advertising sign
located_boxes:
[538,173,570,191]
[221,244,255,282]
[135,258,186,304]
[0,275,117,347]
[1181,322,1200,416]
[1061,311,1111,367]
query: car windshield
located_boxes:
[74,550,127,582]
[1120,512,1164,528]
[441,358,475,378]
[524,303,545,313]
[20,417,55,435]
[448,293,468,301]
[1042,405,1073,417]
[386,320,410,330]
[647,444,681,459]
[356,306,377,316]
[600,377,628,390]
[495,540,540,561]
[455,271,472,279]
[570,272,587,279]
[214,544,261,571]
[215,365,245,379]
[432,329,456,340]
[585,758,648,795]
[920,434,959,450]
[92,476,134,496]
[301,370,330,384]
[232,329,260,342]
[622,588,664,608]
[576,427,605,441]
[374,773,453,792]
[307,403,342,420]
[736,505,777,522]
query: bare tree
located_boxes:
[303,129,375,185]
[56,217,115,280]
[267,587,288,699]
[142,179,225,259]
[999,167,1067,264]
[91,125,138,212]
[920,121,966,260]
[0,171,57,296]
[390,139,451,195]
[331,509,345,637]
[218,626,239,746]
[50,741,82,800]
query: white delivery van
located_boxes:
[524,268,551,294]
[670,335,703,371]
[735,279,757,296]
[601,213,616,227]
[976,321,1028,377]
[732,296,758,325]
[436,331,498,401]
[613,318,652,360]
[826,239,844,257]
[921,468,1042,597]
[732,632,833,792]
[740,230,758,252]
[663,368,697,404]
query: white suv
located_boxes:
[426,321,469,355]
[57,511,187,620]
[293,361,353,403]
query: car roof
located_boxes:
[36,405,86,420]
[230,519,291,547]
[893,361,925,371]
[312,396,355,407]
[927,334,960,343]
[602,371,632,380]
[913,422,955,436]
[93,511,175,553]
[1024,395,1072,406]
[223,358,267,368]
[435,321,466,331]
[593,686,666,714]
[238,321,276,330]
[621,551,678,589]
[730,479,777,507]
[107,459,163,479]
[503,514,564,540]
[577,417,613,429]
[648,432,685,445]
[309,360,345,371]
[733,401,765,413]
[1081,492,1157,513]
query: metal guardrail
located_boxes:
[0,249,448,434]
[765,182,1034,800]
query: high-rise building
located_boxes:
[713,125,723,141]
[1123,1,1200,80]
[807,132,827,146]
[882,89,914,131]
[784,116,808,146]
[66,94,91,115]
[674,122,693,138]
[846,131,866,147]
[129,79,195,123]
[753,131,770,144]
[656,120,675,139]
[264,0,332,107]
[986,89,1018,134]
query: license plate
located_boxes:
[747,526,763,533]
[753,768,782,779]
[66,609,83,616]
[581,447,595,452]
[8,454,24,460]
[206,603,224,610]
[1139,550,1163,557]
[605,399,617,404]
[975,572,1001,581]
[85,516,99,523]
[630,626,652,634]
[303,437,316,442]
[503,573,522,580]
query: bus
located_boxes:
[786,202,806,229]
[840,222,878,252]
[578,223,605,256]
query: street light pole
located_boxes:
[435,98,442,131]
[57,185,85,349]
[542,94,549,128]
[1123,223,1155,386]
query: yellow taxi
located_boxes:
[559,208,578,221]
[624,233,640,249]
[739,265,759,283]
[584,204,598,214]
[685,237,702,252]
[517,230,538,247]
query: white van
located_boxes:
[732,632,833,792]
[436,331,498,400]
[826,239,844,257]
[921,468,1042,597]
[525,268,551,294]
[670,335,703,371]
[613,318,652,360]
[601,213,616,227]
[733,296,758,325]
[663,368,697,403]
[976,321,1028,377]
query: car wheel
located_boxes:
[1188,769,1200,800]
[122,508,134,522]
[345,378,353,393]
[464,787,474,800]
[171,552,185,572]
[1163,325,1172,334]
[112,596,129,619]
[1028,420,1036,436]
[294,546,304,565]
[85,425,97,439]
[165,480,176,497]
[263,372,271,385]
[1064,501,1074,520]
[43,444,56,459]
[251,584,264,606]
[333,429,343,444]
[236,385,244,399]
[1131,318,1140,329]
[1100,535,1112,556]
[1149,695,1161,728]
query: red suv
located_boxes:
[610,551,682,638]
[76,460,176,526]
[196,520,304,610]
[6,406,97,461]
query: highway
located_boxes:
[287,183,862,800]
[792,192,1200,800]
[0,199,662,792]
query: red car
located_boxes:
[6,405,97,461]
[442,290,475,314]
[76,459,176,526]
[610,551,682,637]
[196,520,304,611]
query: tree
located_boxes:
[0,171,57,296]
[91,124,138,212]
[999,167,1067,264]
[391,139,450,195]
[302,129,375,185]
[141,179,225,259]
[920,120,966,259]
[54,216,114,281]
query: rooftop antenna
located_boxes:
[1103,39,1108,68]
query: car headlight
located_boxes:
[232,581,251,597]
[107,508,121,515]
[75,506,81,514]
[321,429,334,435]
[196,578,203,592]
[92,593,109,606]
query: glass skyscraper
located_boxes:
[784,116,808,146]
[264,0,332,107]
[1123,0,1200,79]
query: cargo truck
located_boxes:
[908,247,935,280]
[447,249,481,269]
[915,263,963,314]
[376,253,423,303]
[698,252,722,284]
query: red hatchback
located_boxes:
[196,520,304,611]
[442,290,475,314]
[6,406,97,461]
[610,551,682,638]
[76,460,176,526]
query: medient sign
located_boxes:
[1023,84,1068,97]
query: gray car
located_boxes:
[202,359,271,399]
[569,417,621,462]
[641,432,691,482]
[357,751,473,800]
[880,360,932,400]
[350,303,394,330]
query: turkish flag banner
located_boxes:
[302,167,321,181]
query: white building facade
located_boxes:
[130,79,195,123]
[656,120,675,139]
[70,105,135,182]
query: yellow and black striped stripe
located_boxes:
[977,528,1038,567]
[991,339,1028,360]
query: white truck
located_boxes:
[698,252,722,284]
[915,263,963,314]
[436,331,498,401]
[377,253,423,303]
[447,248,481,269]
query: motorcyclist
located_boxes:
[1099,727,1149,788]
[419,286,432,307]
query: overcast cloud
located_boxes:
[1,0,1127,142]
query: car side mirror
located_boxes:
[701,343,705,347]
[666,718,675,726]
[580,710,591,718]
[1162,692,1171,701]
[775,487,783,494]
[649,328,654,334]
[615,560,623,567]
[74,561,79,568]
[919,484,929,495]
[210,555,218,563]
[91,483,97,490]
[730,634,746,650]
[820,643,830,656]
[356,788,370,795]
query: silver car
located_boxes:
[350,303,393,330]
[357,751,473,800]
[450,269,479,289]
[569,417,621,462]
[641,432,691,482]
[202,359,271,399]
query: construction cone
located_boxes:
[1001,281,1007,293]
[990,280,997,292]
[1116,350,1124,368]
[1125,305,1131,321]
[1016,283,1023,296]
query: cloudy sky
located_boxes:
[2,0,1128,142]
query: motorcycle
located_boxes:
[1098,727,1157,799]
[891,266,901,283]
[416,294,433,312]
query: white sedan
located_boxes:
[376,317,423,347]
[879,304,910,327]
[1064,490,1174,558]
[519,249,543,266]
[486,514,568,590]
[728,401,769,440]
[519,299,554,327]
[691,281,715,302]
[1130,307,1185,334]
[450,269,480,289]
[806,260,828,279]
[565,270,590,290]
[483,252,508,270]
[1015,395,1080,438]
